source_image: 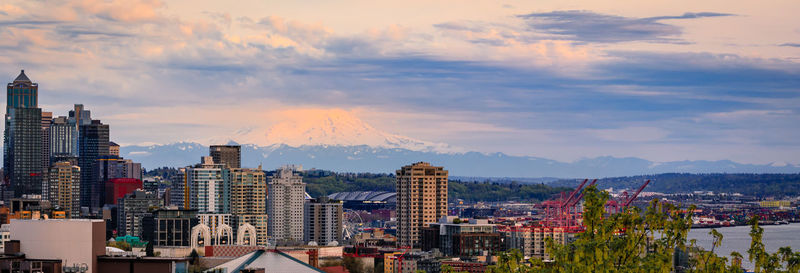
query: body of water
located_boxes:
[687,223,800,270]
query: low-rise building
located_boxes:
[421,217,500,257]
[150,208,198,247]
[117,189,160,237]
[9,219,105,273]
[500,225,581,260]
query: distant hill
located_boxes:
[549,173,800,197]
[302,171,572,201]
[125,142,800,178]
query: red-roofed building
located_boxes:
[105,178,143,205]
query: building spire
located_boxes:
[13,70,31,82]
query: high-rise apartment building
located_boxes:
[267,166,305,244]
[186,157,229,213]
[47,161,81,217]
[4,70,44,198]
[229,167,268,245]
[396,162,448,247]
[230,168,266,214]
[304,197,343,245]
[209,145,241,169]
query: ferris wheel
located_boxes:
[342,209,364,242]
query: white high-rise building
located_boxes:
[187,156,229,213]
[267,165,305,244]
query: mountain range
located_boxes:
[120,109,800,178]
[122,143,800,178]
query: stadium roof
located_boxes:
[327,191,396,203]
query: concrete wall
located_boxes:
[10,219,105,273]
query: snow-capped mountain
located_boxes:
[203,109,461,153]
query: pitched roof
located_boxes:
[13,70,31,82]
[207,250,325,273]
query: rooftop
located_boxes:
[207,250,324,273]
[13,70,30,82]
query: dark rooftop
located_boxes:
[13,70,30,82]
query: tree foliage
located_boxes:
[343,256,367,273]
[487,186,800,273]
[106,240,132,251]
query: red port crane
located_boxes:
[567,179,597,208]
[622,180,650,207]
[561,179,589,209]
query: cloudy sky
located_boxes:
[1,0,799,164]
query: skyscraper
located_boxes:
[40,111,52,181]
[47,161,81,217]
[230,167,268,245]
[50,104,90,162]
[78,118,109,210]
[4,70,44,197]
[267,166,305,244]
[186,156,229,213]
[49,116,77,161]
[209,145,241,169]
[396,162,448,247]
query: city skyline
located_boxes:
[1,1,799,165]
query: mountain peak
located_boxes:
[206,108,462,153]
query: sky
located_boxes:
[1,0,799,164]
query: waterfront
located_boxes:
[688,223,800,270]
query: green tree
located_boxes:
[343,256,366,273]
[486,185,800,273]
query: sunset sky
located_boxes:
[1,0,798,164]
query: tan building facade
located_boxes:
[396,162,448,247]
[47,161,81,217]
[229,167,269,245]
[230,168,266,215]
